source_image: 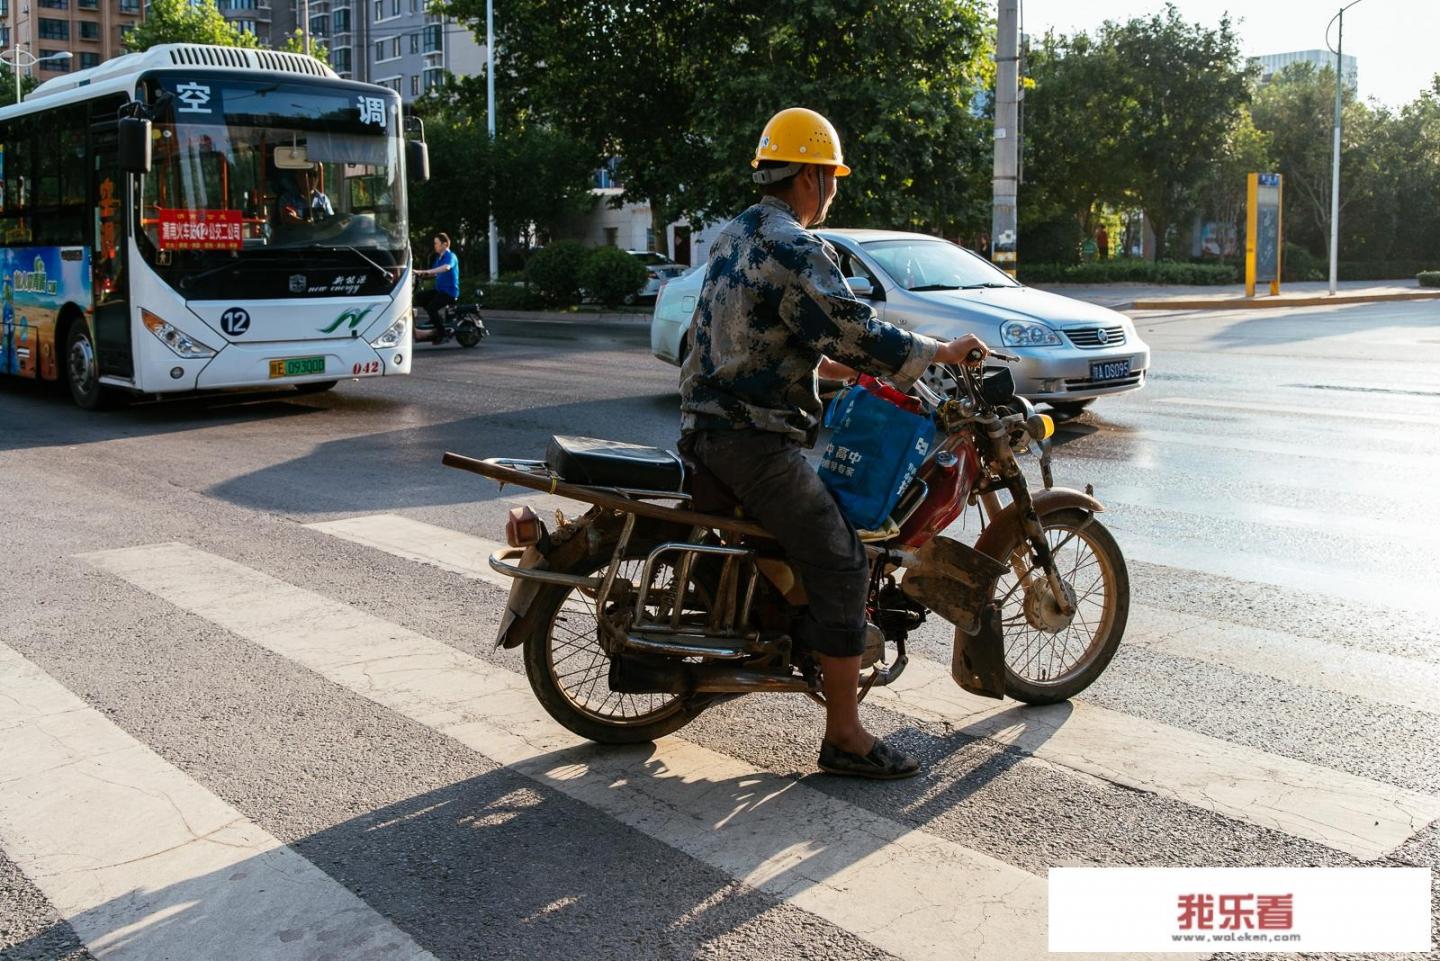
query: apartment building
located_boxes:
[321,0,483,102]
[1,0,142,79]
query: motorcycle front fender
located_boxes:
[972,487,1105,564]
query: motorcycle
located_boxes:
[443,351,1129,744]
[414,280,488,348]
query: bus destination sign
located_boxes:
[157,209,244,251]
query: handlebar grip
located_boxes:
[967,348,985,363]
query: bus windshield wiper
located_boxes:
[316,244,396,277]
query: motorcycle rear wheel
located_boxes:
[455,319,484,348]
[520,532,710,744]
[990,507,1129,704]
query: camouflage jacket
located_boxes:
[680,196,939,444]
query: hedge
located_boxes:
[1419,271,1440,288]
[474,283,546,310]
[579,246,650,306]
[1018,259,1238,285]
[524,240,589,307]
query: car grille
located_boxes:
[1064,325,1127,349]
[1064,371,1145,391]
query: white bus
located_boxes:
[0,43,423,409]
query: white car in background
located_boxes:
[651,229,1150,414]
[626,250,689,304]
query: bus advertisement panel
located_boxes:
[1,246,90,382]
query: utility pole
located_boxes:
[302,0,311,55]
[1327,0,1364,295]
[992,0,1020,277]
[486,0,498,282]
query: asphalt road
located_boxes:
[2,298,1437,961]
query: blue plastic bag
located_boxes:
[818,382,936,530]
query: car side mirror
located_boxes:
[407,140,430,182]
[846,276,882,300]
[119,117,151,174]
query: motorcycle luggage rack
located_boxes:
[626,539,760,661]
[483,457,693,503]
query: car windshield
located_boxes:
[862,239,1019,291]
[137,75,406,260]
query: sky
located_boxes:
[1019,0,1439,108]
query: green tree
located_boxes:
[1102,5,1253,258]
[276,28,329,66]
[408,79,598,262]
[1250,62,1375,263]
[123,0,261,50]
[0,67,39,108]
[444,0,994,241]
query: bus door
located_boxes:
[90,114,131,380]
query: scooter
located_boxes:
[415,284,488,348]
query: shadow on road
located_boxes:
[0,705,1067,961]
[1203,298,1440,349]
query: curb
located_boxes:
[1129,291,1440,311]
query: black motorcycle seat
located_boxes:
[545,435,686,491]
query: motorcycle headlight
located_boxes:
[369,315,408,349]
[141,309,216,359]
[1000,320,1062,347]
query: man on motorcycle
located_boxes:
[414,232,461,334]
[680,108,989,779]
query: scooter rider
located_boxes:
[414,232,460,337]
[679,108,989,780]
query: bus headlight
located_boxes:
[369,315,408,349]
[141,309,217,359]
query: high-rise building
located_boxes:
[2,0,143,80]
[324,0,483,103]
[1253,50,1358,91]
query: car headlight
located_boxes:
[141,309,216,359]
[1000,320,1062,347]
[369,315,408,349]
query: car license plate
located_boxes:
[1090,359,1131,382]
[268,356,326,379]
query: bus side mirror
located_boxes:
[407,140,429,183]
[119,118,152,174]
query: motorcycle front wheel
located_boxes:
[519,529,710,744]
[990,507,1130,704]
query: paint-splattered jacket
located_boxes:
[680,196,939,445]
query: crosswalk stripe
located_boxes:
[305,513,1440,858]
[0,640,437,961]
[81,541,1145,961]
[1154,396,1439,426]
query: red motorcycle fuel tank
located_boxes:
[896,442,980,548]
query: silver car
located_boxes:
[651,228,1150,413]
[627,250,690,304]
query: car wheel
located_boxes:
[1048,399,1094,416]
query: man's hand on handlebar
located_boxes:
[934,334,991,366]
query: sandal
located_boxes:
[818,737,921,780]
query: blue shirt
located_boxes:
[432,249,460,298]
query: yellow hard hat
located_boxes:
[751,107,851,179]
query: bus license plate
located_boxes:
[1090,359,1130,382]
[269,356,326,379]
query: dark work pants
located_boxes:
[417,290,456,329]
[682,428,869,657]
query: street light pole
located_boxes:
[1,48,71,105]
[1326,0,1363,295]
[485,0,497,282]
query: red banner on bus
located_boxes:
[157,209,243,251]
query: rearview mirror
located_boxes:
[407,140,430,182]
[118,117,151,174]
[846,276,876,298]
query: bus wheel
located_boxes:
[65,323,120,411]
[293,380,338,395]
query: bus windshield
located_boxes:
[136,74,407,296]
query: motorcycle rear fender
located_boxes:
[972,487,1104,564]
[494,509,620,649]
